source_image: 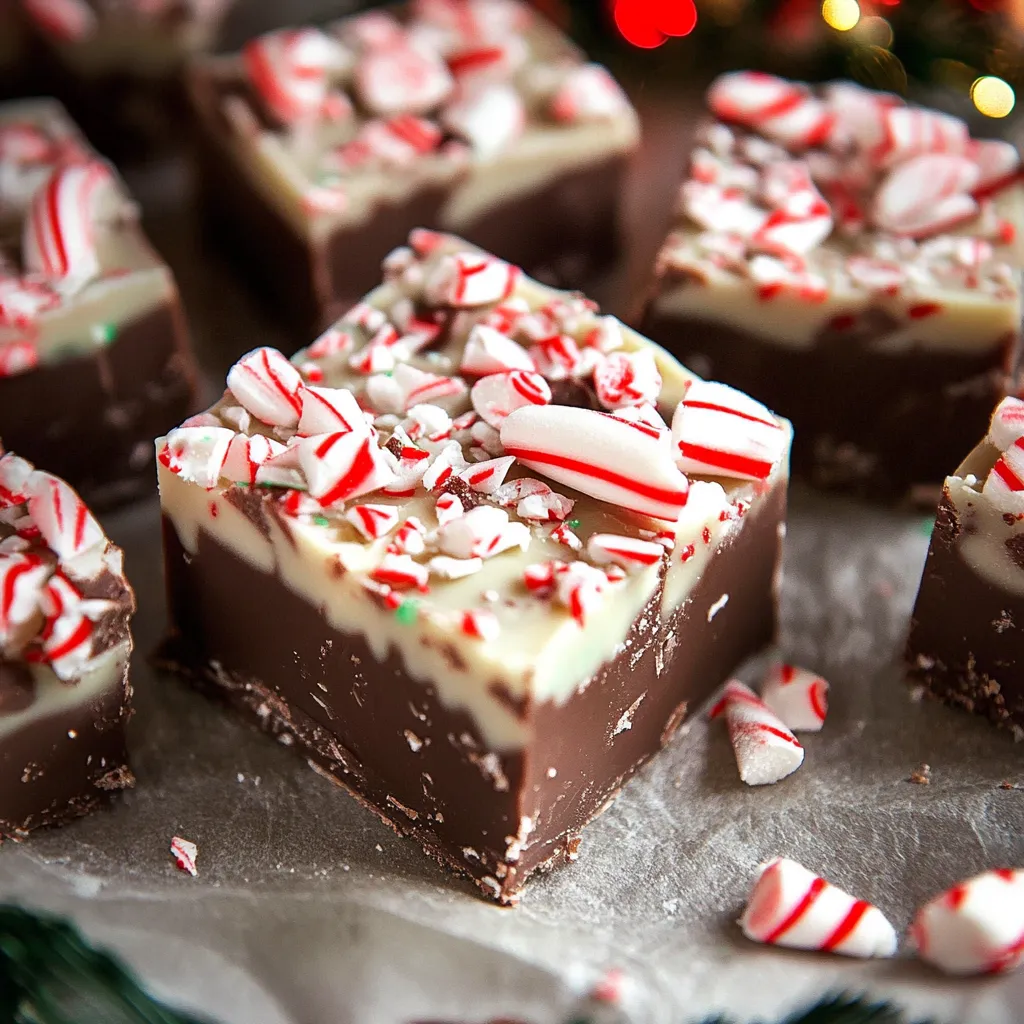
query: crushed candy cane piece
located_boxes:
[370,552,429,590]
[873,154,979,238]
[461,607,500,641]
[593,350,662,410]
[428,252,519,307]
[297,432,396,506]
[984,436,1024,514]
[227,347,304,428]
[586,533,664,573]
[549,523,581,551]
[170,836,198,877]
[551,64,629,123]
[443,84,525,160]
[461,324,534,375]
[429,554,482,579]
[471,370,551,428]
[389,517,427,555]
[307,326,355,361]
[298,385,365,436]
[760,663,829,732]
[346,503,401,540]
[434,491,464,525]
[553,560,609,627]
[436,505,529,559]
[0,552,50,646]
[26,471,104,561]
[356,44,453,117]
[458,455,515,494]
[988,396,1024,452]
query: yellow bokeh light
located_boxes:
[972,76,1016,118]
[822,0,860,32]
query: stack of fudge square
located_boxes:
[2,0,1023,904]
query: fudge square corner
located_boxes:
[156,230,791,904]
[186,0,639,338]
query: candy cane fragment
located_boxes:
[988,396,1024,452]
[873,154,980,238]
[460,324,534,376]
[226,347,305,428]
[586,534,664,574]
[0,552,50,645]
[25,470,104,561]
[298,385,364,437]
[760,663,829,732]
[22,0,96,41]
[158,427,234,489]
[428,252,520,307]
[442,84,525,160]
[551,64,630,123]
[471,370,551,428]
[346,503,400,541]
[356,43,453,117]
[983,437,1024,514]
[741,857,898,958]
[297,432,397,506]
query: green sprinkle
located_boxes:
[567,518,581,530]
[313,514,330,527]
[90,322,117,345]
[395,600,419,625]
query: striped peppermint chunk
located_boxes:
[457,455,515,495]
[22,0,96,41]
[710,680,804,786]
[367,364,466,415]
[873,153,980,238]
[554,561,609,627]
[550,64,630,123]
[824,81,902,152]
[0,123,58,165]
[461,607,500,641]
[337,10,404,50]
[593,350,662,410]
[447,37,528,85]
[0,452,34,509]
[0,340,39,379]
[388,517,427,556]
[968,139,1021,198]
[22,162,114,292]
[413,0,530,43]
[25,471,103,561]
[297,432,396,507]
[878,106,969,165]
[38,572,114,680]
[369,552,428,590]
[307,326,355,362]
[428,252,520,307]
[221,433,285,486]
[846,256,906,295]
[298,385,364,436]
[748,254,828,302]
[443,84,525,160]
[379,442,430,497]
[243,28,351,126]
[988,396,1024,452]
[680,181,767,238]
[356,43,453,117]
[254,443,305,491]
[434,491,464,525]
[227,347,304,428]
[671,380,785,482]
[471,370,551,428]
[909,869,1024,976]
[159,427,234,489]
[984,436,1024,514]
[333,115,442,169]
[436,505,529,559]
[752,185,833,258]
[586,534,664,573]
[502,405,689,522]
[461,324,534,376]
[0,275,60,327]
[760,663,829,732]
[422,441,469,491]
[0,552,50,645]
[741,857,898,958]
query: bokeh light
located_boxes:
[972,75,1016,118]
[655,0,698,36]
[822,0,861,31]
[853,15,893,47]
[613,0,667,48]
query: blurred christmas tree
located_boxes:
[548,0,1024,119]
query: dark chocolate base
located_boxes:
[0,300,197,509]
[0,664,134,840]
[640,309,1016,502]
[189,69,627,345]
[906,495,1024,733]
[156,482,784,903]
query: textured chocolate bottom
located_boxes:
[0,301,196,509]
[0,668,134,840]
[156,484,783,903]
[641,311,1014,502]
[906,495,1024,734]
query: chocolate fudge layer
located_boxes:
[0,445,135,839]
[188,0,639,339]
[907,398,1024,735]
[0,98,196,507]
[641,73,1024,502]
[156,230,790,903]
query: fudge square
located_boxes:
[641,72,1024,501]
[907,396,1024,737]
[0,98,196,507]
[156,230,791,904]
[187,0,639,338]
[0,445,135,839]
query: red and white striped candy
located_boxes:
[379,442,430,497]
[436,505,529,559]
[429,554,481,579]
[680,181,767,238]
[582,316,625,354]
[413,0,529,44]
[709,680,804,786]
[226,348,304,428]
[170,836,198,877]
[502,405,689,522]
[824,81,902,153]
[516,489,573,522]
[460,324,534,376]
[442,84,525,160]
[434,491,464,525]
[708,72,833,150]
[221,433,284,486]
[404,403,454,441]
[22,0,96,41]
[0,274,60,328]
[22,162,114,290]
[873,154,980,238]
[586,533,664,573]
[39,604,98,680]
[297,432,396,507]
[460,607,500,641]
[243,29,350,126]
[458,455,515,495]
[0,123,58,166]
[422,441,469,491]
[878,107,969,166]
[531,334,591,382]
[369,552,429,590]
[334,115,442,170]
[984,436,1024,514]
[0,552,50,645]
[550,64,629,123]
[389,517,427,555]
[25,470,103,561]
[253,443,304,490]
[306,326,355,362]
[550,523,581,551]
[337,10,404,50]
[748,254,828,303]
[760,663,829,732]
[741,857,898,958]
[368,364,466,415]
[593,350,662,410]
[447,36,527,85]
[846,256,906,295]
[0,452,33,509]
[554,561,609,627]
[968,139,1021,198]
[672,380,785,482]
[0,340,39,379]
[298,385,364,437]
[909,869,1024,975]
[428,252,520,307]
[159,427,234,489]
[989,396,1024,452]
[356,44,453,117]
[471,370,551,428]
[752,186,833,257]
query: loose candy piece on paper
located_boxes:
[760,663,829,732]
[740,857,898,958]
[170,836,199,877]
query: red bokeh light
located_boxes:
[612,0,698,49]
[656,0,699,36]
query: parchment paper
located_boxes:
[0,75,1022,1024]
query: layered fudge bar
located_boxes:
[907,396,1024,736]
[641,72,1024,500]
[187,0,638,338]
[156,230,791,903]
[0,445,135,839]
[0,98,196,506]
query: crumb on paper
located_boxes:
[999,780,1021,790]
[909,763,932,785]
[170,835,198,877]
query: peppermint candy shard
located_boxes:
[356,44,454,117]
[159,428,234,489]
[501,405,689,522]
[442,84,526,160]
[741,857,898,958]
[593,350,662,410]
[346,503,401,541]
[297,432,397,506]
[551,64,630,123]
[458,455,515,495]
[0,552,51,646]
[461,324,535,376]
[429,554,482,579]
[26,470,104,561]
[983,437,1024,514]
[586,534,664,573]
[909,869,1024,976]
[0,452,34,509]
[170,836,199,877]
[298,385,365,437]
[227,348,304,428]
[370,552,429,590]
[428,252,520,307]
[672,380,786,482]
[759,663,829,732]
[471,370,551,428]
[461,608,500,641]
[436,505,529,560]
[873,154,980,239]
[710,680,804,786]
[988,396,1024,453]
